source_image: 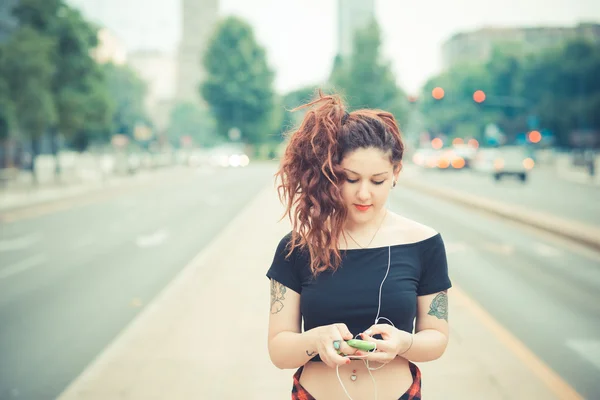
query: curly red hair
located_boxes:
[275,90,404,276]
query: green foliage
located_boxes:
[51,5,111,138]
[418,63,496,138]
[418,38,600,147]
[520,39,600,146]
[200,16,279,145]
[328,19,408,122]
[0,26,57,138]
[101,62,148,136]
[0,76,16,140]
[277,85,319,136]
[7,0,114,150]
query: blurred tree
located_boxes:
[418,63,496,141]
[50,5,114,152]
[277,85,319,136]
[168,102,218,147]
[0,75,16,143]
[0,26,57,182]
[328,19,409,124]
[417,37,600,148]
[13,0,114,170]
[200,16,279,146]
[101,62,148,140]
[519,38,600,147]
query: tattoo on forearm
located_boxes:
[270,280,286,314]
[428,291,448,321]
[306,350,316,357]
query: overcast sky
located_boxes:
[70,0,600,95]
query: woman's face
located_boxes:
[339,147,399,226]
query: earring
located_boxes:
[392,180,397,188]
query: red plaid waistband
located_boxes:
[292,362,421,400]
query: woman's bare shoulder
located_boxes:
[384,211,439,244]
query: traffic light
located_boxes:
[473,90,486,103]
[432,87,445,100]
[528,130,541,143]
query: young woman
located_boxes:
[267,91,451,400]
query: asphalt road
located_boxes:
[1,162,599,399]
[0,164,274,400]
[406,164,600,227]
[390,183,600,399]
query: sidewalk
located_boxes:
[57,183,579,400]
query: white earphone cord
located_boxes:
[336,246,394,400]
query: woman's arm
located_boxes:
[267,279,319,369]
[398,290,450,362]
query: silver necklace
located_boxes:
[345,210,388,249]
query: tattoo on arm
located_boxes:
[306,350,316,357]
[427,291,448,321]
[270,279,287,314]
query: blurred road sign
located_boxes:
[111,134,129,148]
[180,135,193,147]
[134,124,153,141]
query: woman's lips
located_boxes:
[354,204,372,212]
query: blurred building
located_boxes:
[175,0,219,103]
[128,50,177,131]
[337,0,375,58]
[66,0,178,52]
[0,0,19,43]
[442,22,600,70]
[91,28,127,65]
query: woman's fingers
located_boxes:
[318,336,351,368]
[335,323,353,340]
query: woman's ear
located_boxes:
[394,162,403,178]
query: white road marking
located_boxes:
[0,233,42,252]
[533,242,563,257]
[566,339,600,371]
[135,229,169,248]
[0,254,46,280]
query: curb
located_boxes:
[400,177,600,251]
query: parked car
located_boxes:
[474,146,534,182]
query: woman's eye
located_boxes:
[373,180,385,185]
[347,179,358,183]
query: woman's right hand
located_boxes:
[313,323,358,368]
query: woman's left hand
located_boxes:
[355,324,412,364]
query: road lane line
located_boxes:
[0,254,46,280]
[0,233,42,252]
[482,241,515,255]
[453,285,584,400]
[135,229,169,248]
[566,339,600,371]
[534,242,564,257]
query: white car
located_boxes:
[476,146,535,182]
